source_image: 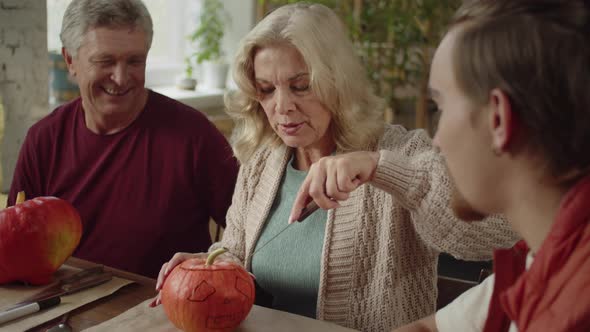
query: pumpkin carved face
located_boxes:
[161,249,255,332]
[0,195,82,285]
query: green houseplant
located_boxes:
[176,57,197,90]
[189,0,230,89]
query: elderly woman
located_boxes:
[152,3,516,331]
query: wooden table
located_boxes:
[18,258,480,331]
[27,257,157,332]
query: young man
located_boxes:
[8,0,238,278]
[394,0,590,331]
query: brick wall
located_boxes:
[0,0,48,192]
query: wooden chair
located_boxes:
[436,275,478,309]
[436,267,493,309]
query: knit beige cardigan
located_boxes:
[211,125,517,331]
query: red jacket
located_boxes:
[484,175,590,332]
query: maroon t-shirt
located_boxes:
[8,90,238,278]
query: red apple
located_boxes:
[0,193,83,285]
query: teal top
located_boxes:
[251,157,327,318]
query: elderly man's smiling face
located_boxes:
[64,26,149,126]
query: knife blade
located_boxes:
[17,266,113,305]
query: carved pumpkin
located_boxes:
[161,248,255,332]
[0,192,82,285]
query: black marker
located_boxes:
[0,296,61,325]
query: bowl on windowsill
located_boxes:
[175,76,197,91]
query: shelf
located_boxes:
[150,86,226,114]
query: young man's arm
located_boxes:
[393,315,437,332]
[395,273,497,332]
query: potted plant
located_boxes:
[176,57,198,90]
[189,0,230,90]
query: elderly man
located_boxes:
[7,0,238,278]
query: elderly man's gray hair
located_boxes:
[60,0,153,56]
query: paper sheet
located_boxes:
[0,265,132,331]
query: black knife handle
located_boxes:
[60,266,104,285]
[62,271,113,294]
[297,201,320,222]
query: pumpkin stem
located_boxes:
[16,191,26,204]
[206,248,227,266]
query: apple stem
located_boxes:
[16,191,26,204]
[206,248,227,266]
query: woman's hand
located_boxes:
[289,151,380,223]
[149,252,209,307]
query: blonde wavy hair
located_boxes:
[225,2,385,163]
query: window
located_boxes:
[47,0,256,89]
[47,0,203,87]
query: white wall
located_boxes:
[0,1,49,192]
[220,0,256,88]
[222,0,257,66]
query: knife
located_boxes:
[296,201,320,222]
[17,266,113,304]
